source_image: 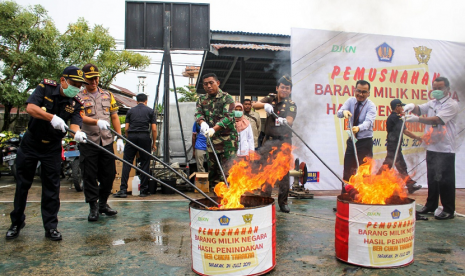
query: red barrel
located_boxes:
[335,195,415,268]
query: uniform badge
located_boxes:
[283,104,286,108]
[44,96,53,103]
[80,110,84,117]
[87,109,91,114]
[43,79,57,86]
[72,101,75,106]
[77,70,84,77]
[290,106,296,112]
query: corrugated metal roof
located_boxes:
[211,30,290,38]
[111,84,137,97]
[113,93,137,108]
[211,43,290,51]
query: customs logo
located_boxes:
[77,70,83,77]
[242,214,253,224]
[375,42,395,62]
[409,207,413,217]
[391,209,401,219]
[413,46,432,65]
[218,215,230,226]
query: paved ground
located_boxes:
[0,176,464,275]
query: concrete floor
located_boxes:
[0,176,464,275]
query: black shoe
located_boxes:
[434,211,455,220]
[416,213,428,221]
[88,201,99,221]
[279,204,290,213]
[139,193,150,197]
[113,191,127,198]
[99,204,118,216]
[406,179,417,186]
[45,229,62,241]
[407,184,422,194]
[416,206,435,214]
[6,222,25,240]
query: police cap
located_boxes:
[390,99,405,110]
[82,63,101,79]
[62,66,89,84]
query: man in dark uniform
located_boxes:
[6,66,88,241]
[253,75,297,213]
[78,63,123,221]
[114,93,157,198]
[378,99,422,194]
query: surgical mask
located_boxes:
[431,90,445,100]
[62,80,80,97]
[234,111,243,118]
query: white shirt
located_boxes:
[418,96,458,153]
[237,124,254,156]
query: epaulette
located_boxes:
[289,99,295,104]
[73,95,84,106]
[267,93,276,98]
[43,79,57,86]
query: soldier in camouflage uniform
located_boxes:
[195,73,238,185]
[253,75,297,213]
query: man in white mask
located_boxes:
[403,77,458,220]
[6,66,88,241]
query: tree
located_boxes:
[60,18,151,89]
[171,85,198,102]
[0,1,61,131]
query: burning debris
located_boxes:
[343,158,410,205]
[212,143,294,209]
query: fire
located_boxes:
[213,143,294,209]
[421,126,446,145]
[349,158,407,205]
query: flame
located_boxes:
[421,126,446,145]
[213,143,294,209]
[349,158,407,204]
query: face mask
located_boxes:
[62,80,80,97]
[234,111,243,118]
[431,90,445,100]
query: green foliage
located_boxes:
[0,1,151,131]
[0,130,19,147]
[171,85,198,102]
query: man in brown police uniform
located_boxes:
[78,63,124,222]
[253,75,297,213]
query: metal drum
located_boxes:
[190,196,276,275]
[335,195,416,268]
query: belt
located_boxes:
[26,130,53,144]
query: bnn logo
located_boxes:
[331,45,356,53]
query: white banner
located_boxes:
[291,28,465,190]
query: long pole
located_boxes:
[163,11,171,163]
[206,135,230,188]
[347,118,359,169]
[109,129,218,206]
[392,116,406,168]
[270,111,345,185]
[170,62,188,164]
[67,128,208,208]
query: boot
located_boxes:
[99,198,118,216]
[88,201,99,221]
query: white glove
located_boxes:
[200,122,209,134]
[50,115,66,133]
[205,128,215,137]
[403,103,415,113]
[116,138,124,152]
[405,114,420,122]
[264,103,273,115]
[277,117,288,126]
[74,131,87,143]
[97,119,110,130]
[343,110,352,119]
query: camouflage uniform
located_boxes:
[195,89,238,183]
[259,93,297,206]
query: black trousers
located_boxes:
[259,137,291,206]
[379,144,409,178]
[425,150,456,214]
[343,137,373,182]
[79,142,116,203]
[121,132,152,193]
[10,132,62,230]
